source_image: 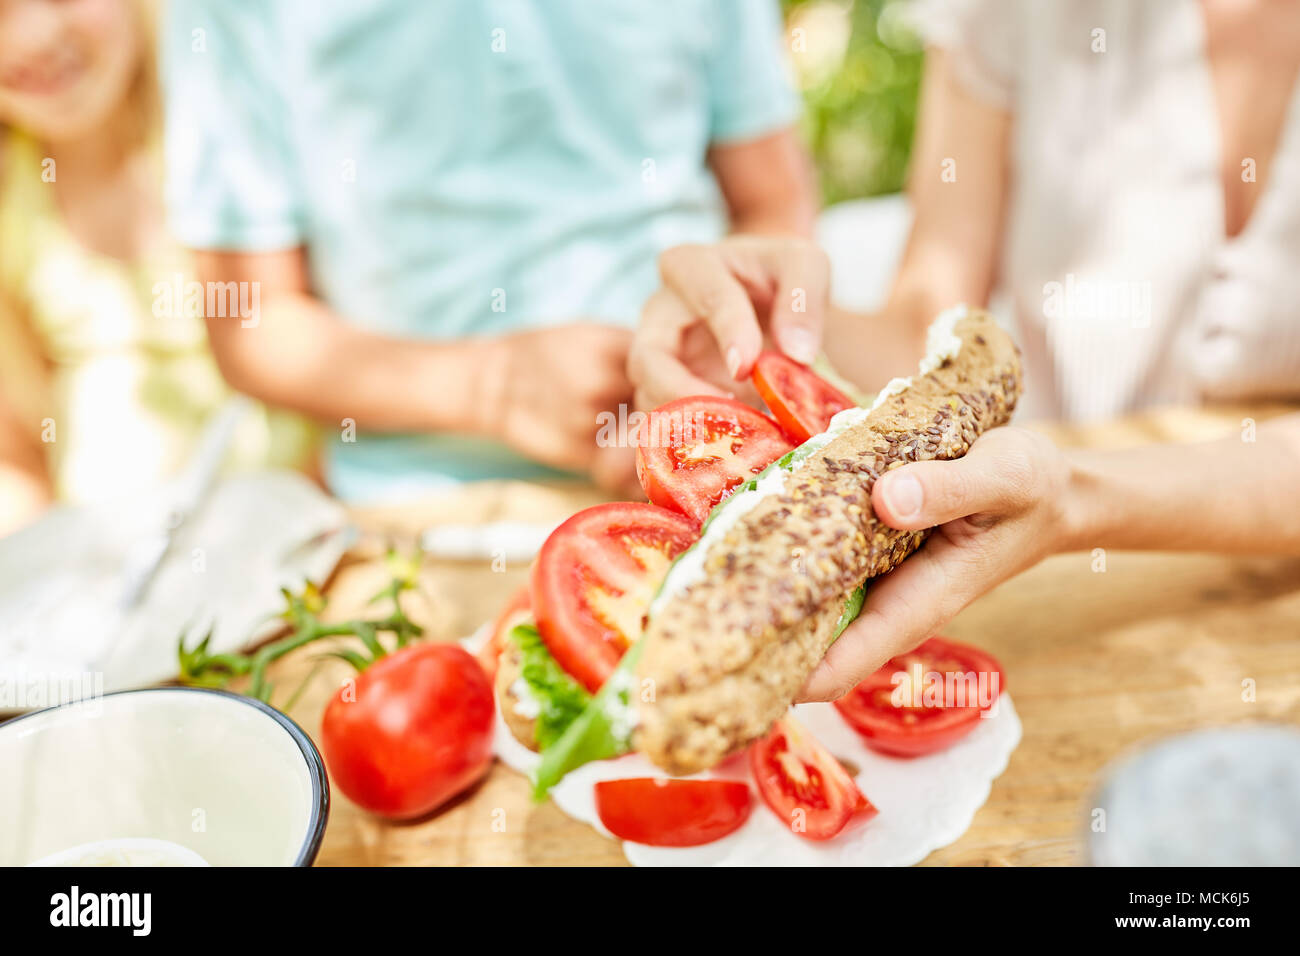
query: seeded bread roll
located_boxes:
[635,307,1022,775]
[495,642,541,752]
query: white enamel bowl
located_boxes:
[0,688,328,866]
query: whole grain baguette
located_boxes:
[635,308,1022,774]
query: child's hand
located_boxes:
[482,323,637,491]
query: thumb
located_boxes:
[872,431,1034,530]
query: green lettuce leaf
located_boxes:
[832,583,867,641]
[507,624,591,750]
[532,642,642,799]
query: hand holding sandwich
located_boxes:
[803,426,1068,701]
[807,414,1300,701]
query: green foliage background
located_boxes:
[782,0,924,204]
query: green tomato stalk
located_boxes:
[177,551,424,707]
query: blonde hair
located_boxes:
[124,0,163,155]
[0,0,162,438]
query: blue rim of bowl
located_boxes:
[1,686,330,867]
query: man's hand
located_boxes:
[484,323,638,494]
[628,236,831,410]
[800,427,1073,701]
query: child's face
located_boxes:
[0,0,141,143]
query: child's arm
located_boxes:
[194,247,636,486]
[195,248,490,436]
[709,127,817,238]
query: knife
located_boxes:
[115,396,251,611]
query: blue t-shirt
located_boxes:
[163,0,798,502]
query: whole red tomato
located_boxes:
[320,642,494,820]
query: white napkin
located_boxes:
[0,471,348,705]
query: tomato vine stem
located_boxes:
[177,552,425,707]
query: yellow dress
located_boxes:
[0,132,315,503]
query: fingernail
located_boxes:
[882,473,923,519]
[724,345,742,379]
[782,327,817,365]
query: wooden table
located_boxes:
[264,404,1300,866]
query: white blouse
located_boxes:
[913,0,1300,421]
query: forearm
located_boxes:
[1062,415,1300,554]
[823,305,929,394]
[825,234,1011,391]
[207,291,498,435]
[822,46,1010,393]
[710,128,818,238]
[822,47,1010,392]
[728,193,816,237]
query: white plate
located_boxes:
[494,689,1021,866]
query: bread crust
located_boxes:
[635,309,1022,774]
[495,641,541,752]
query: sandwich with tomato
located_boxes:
[486,306,1022,795]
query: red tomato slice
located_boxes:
[634,396,793,525]
[752,351,855,442]
[476,585,532,682]
[833,636,1006,757]
[594,778,753,847]
[531,502,697,693]
[749,715,876,841]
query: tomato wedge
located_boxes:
[531,502,696,693]
[476,585,532,682]
[749,715,876,841]
[594,778,753,847]
[634,396,793,525]
[752,351,855,442]
[833,636,1006,757]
